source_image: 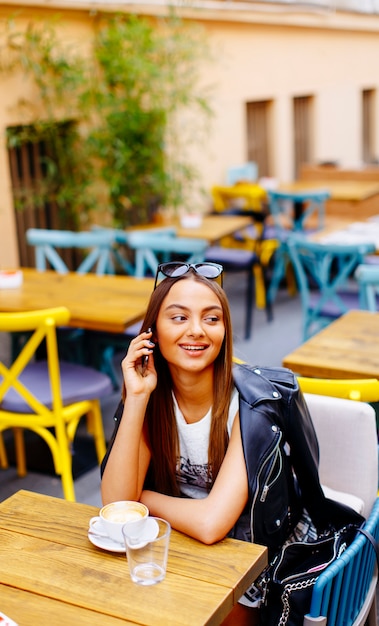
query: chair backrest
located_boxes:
[304,496,379,626]
[304,393,378,518]
[355,263,379,311]
[126,231,208,278]
[226,162,258,186]
[287,235,376,340]
[91,225,180,275]
[26,228,116,275]
[267,189,330,235]
[298,376,379,402]
[0,307,70,414]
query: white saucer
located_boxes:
[124,517,160,549]
[87,530,125,553]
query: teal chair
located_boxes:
[25,228,118,374]
[355,264,379,311]
[26,228,116,275]
[286,235,376,341]
[303,393,379,625]
[266,189,330,307]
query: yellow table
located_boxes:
[0,268,154,333]
[0,490,268,626]
[283,310,379,379]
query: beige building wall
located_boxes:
[1,2,379,265]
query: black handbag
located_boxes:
[259,524,371,626]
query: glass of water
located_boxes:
[122,517,171,586]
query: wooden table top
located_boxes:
[279,180,379,201]
[0,490,267,626]
[145,214,253,243]
[282,310,379,379]
[0,268,154,334]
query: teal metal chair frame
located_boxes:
[266,189,330,307]
[304,497,379,626]
[26,228,116,275]
[355,264,379,311]
[287,235,376,341]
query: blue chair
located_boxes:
[26,228,116,275]
[302,393,379,625]
[355,264,379,311]
[286,235,376,341]
[226,161,258,186]
[304,498,379,626]
[266,189,331,307]
[24,228,118,374]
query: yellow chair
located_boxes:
[0,307,112,501]
[297,376,379,403]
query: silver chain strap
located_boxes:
[278,577,318,626]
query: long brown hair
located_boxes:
[124,270,234,495]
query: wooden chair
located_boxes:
[287,235,376,341]
[0,307,112,501]
[303,394,379,625]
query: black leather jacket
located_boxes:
[231,363,363,556]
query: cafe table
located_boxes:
[279,180,379,220]
[282,310,379,379]
[134,214,253,245]
[0,268,154,334]
[0,490,268,626]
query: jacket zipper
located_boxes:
[250,429,282,541]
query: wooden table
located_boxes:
[279,180,379,220]
[282,310,379,379]
[0,268,154,334]
[0,490,267,626]
[143,214,253,244]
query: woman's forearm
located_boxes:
[140,489,243,545]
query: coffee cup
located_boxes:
[89,501,148,544]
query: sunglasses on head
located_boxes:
[154,262,224,289]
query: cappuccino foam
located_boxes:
[102,502,146,524]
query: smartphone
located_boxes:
[141,354,149,376]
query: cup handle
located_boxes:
[89,516,108,537]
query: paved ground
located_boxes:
[0,276,305,506]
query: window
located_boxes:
[7,122,79,267]
[362,89,376,164]
[293,95,314,179]
[246,99,273,178]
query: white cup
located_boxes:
[89,501,149,544]
[122,517,171,585]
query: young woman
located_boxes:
[101,261,362,625]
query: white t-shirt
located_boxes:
[174,388,239,498]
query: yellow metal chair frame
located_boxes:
[0,308,107,501]
[297,376,379,403]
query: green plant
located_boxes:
[1,12,213,228]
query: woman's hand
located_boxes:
[121,329,157,395]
